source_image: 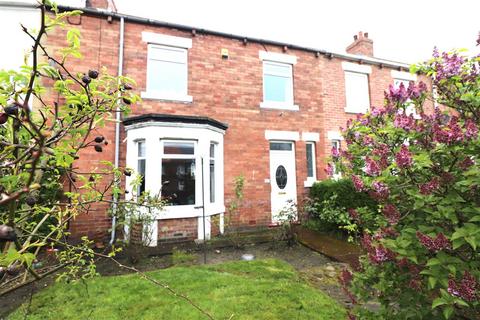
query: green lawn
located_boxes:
[9,259,346,320]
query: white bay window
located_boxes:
[124,114,227,245]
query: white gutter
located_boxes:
[110,16,124,245]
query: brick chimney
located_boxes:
[86,0,117,11]
[346,31,374,57]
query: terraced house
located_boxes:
[2,0,434,245]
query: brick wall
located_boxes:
[45,12,434,240]
[158,218,198,242]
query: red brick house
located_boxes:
[45,0,433,245]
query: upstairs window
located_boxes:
[342,62,371,114]
[263,61,293,105]
[344,71,370,113]
[147,45,188,98]
[259,51,298,111]
[141,32,193,102]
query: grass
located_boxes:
[9,259,346,320]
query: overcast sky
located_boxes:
[114,0,480,64]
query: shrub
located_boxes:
[332,41,480,319]
[305,178,377,238]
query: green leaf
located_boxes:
[443,305,454,319]
[432,297,446,309]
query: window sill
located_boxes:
[260,101,299,111]
[303,178,317,188]
[141,91,193,103]
[344,107,367,114]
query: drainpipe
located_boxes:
[110,16,124,245]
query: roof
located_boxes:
[123,113,229,131]
[51,4,410,70]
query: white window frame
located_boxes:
[141,32,193,103]
[209,142,219,204]
[344,71,370,114]
[259,51,299,111]
[304,142,317,187]
[135,139,146,196]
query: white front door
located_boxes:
[269,141,297,223]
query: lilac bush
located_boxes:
[333,40,480,319]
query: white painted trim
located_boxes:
[391,70,417,81]
[141,31,192,48]
[303,178,317,188]
[260,101,299,111]
[301,132,320,142]
[327,131,344,140]
[259,51,297,64]
[342,61,372,74]
[141,91,193,103]
[265,130,300,141]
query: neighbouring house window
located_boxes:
[146,45,188,98]
[209,143,216,203]
[137,140,146,195]
[344,71,370,113]
[394,78,418,117]
[161,141,196,206]
[331,139,341,179]
[263,61,293,105]
[331,139,341,151]
[306,142,316,179]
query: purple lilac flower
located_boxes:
[448,271,478,302]
[368,245,396,264]
[385,82,409,105]
[433,51,465,82]
[325,163,334,176]
[459,157,475,170]
[395,145,413,169]
[331,146,340,158]
[419,178,440,195]
[365,157,381,176]
[394,112,415,131]
[416,232,451,252]
[348,208,359,221]
[371,181,390,201]
[351,175,365,192]
[362,135,373,146]
[371,106,386,117]
[372,144,390,169]
[382,204,400,224]
[465,119,478,140]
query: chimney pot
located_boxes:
[346,31,374,57]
